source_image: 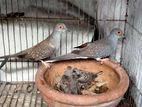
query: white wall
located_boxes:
[0,20,94,82]
[122,0,142,106]
[0,0,126,82]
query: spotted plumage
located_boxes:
[48,28,124,62]
[0,23,68,69]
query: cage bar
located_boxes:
[0,0,141,106]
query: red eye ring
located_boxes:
[117,31,122,35]
[59,25,64,29]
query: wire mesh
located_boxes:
[0,82,47,107]
[0,0,140,106]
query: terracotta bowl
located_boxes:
[35,59,129,107]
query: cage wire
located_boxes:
[0,0,140,106]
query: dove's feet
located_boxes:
[96,58,120,66]
[40,60,50,68]
[96,58,110,64]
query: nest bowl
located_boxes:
[35,59,129,107]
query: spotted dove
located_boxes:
[0,23,68,69]
[47,28,124,62]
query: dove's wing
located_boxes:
[24,39,56,60]
[74,42,91,49]
[73,39,113,58]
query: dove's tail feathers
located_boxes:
[0,52,27,59]
[71,50,80,54]
[0,53,22,69]
[0,52,27,69]
[45,53,89,63]
[0,57,9,69]
[0,54,17,59]
[74,42,90,49]
[51,53,78,61]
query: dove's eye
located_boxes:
[118,31,121,34]
[116,30,122,36]
[59,25,64,29]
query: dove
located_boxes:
[46,28,124,62]
[0,23,68,69]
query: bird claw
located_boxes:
[113,61,121,66]
[96,58,110,64]
[96,58,121,66]
[40,60,50,68]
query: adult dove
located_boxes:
[47,28,124,62]
[0,23,68,69]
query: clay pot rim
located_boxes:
[35,59,129,106]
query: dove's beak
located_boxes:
[121,33,125,39]
[123,36,126,39]
[67,29,71,32]
[65,25,71,32]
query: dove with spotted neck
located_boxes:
[0,23,68,69]
[47,28,124,62]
